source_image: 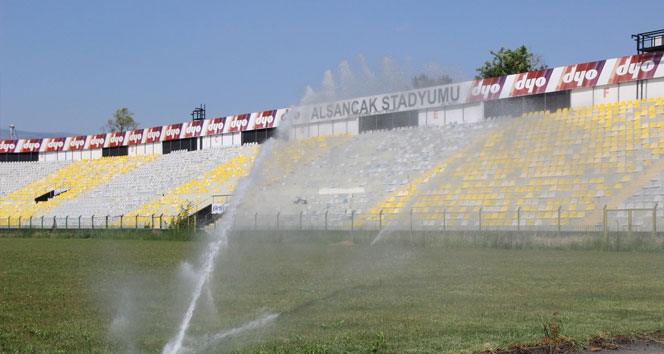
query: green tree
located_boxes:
[412,74,453,88]
[475,45,547,79]
[102,108,139,133]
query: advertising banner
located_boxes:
[468,76,507,102]
[105,132,126,148]
[65,136,87,151]
[41,137,66,152]
[17,139,43,153]
[226,114,251,133]
[202,117,226,136]
[181,121,203,138]
[554,60,606,91]
[508,68,555,97]
[251,110,278,130]
[86,134,106,149]
[144,126,162,143]
[126,129,144,145]
[0,140,18,153]
[605,52,663,84]
[162,123,183,141]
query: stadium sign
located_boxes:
[298,83,468,122]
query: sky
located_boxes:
[1,0,663,137]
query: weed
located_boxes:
[368,331,386,353]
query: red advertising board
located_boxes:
[203,117,226,136]
[66,136,87,151]
[127,129,144,145]
[608,52,663,84]
[510,69,554,97]
[18,139,42,153]
[105,132,126,148]
[42,137,66,152]
[555,60,605,90]
[252,110,278,130]
[227,114,251,133]
[468,76,507,102]
[144,127,162,143]
[162,123,183,141]
[0,140,18,153]
[181,121,203,138]
[86,134,106,149]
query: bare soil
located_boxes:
[482,332,664,354]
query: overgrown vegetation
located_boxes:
[1,236,663,353]
[168,201,197,232]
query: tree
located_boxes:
[412,74,453,88]
[102,108,139,133]
[475,45,547,79]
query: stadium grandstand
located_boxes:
[2,44,664,235]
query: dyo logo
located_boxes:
[207,122,224,134]
[472,82,501,99]
[146,130,161,140]
[70,139,85,149]
[255,115,274,126]
[23,141,40,150]
[166,127,181,139]
[109,135,124,144]
[515,76,547,93]
[185,125,201,135]
[90,137,105,147]
[0,141,16,151]
[47,140,64,149]
[230,118,248,129]
[562,67,598,87]
[129,133,142,143]
[616,58,655,79]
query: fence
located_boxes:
[230,204,660,234]
[0,214,200,231]
[0,205,660,235]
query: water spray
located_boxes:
[162,139,278,354]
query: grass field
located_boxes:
[1,233,663,353]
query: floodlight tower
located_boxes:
[191,104,206,122]
[9,124,17,139]
[631,29,664,99]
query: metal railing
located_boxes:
[230,204,660,234]
[0,214,200,231]
[1,204,660,235]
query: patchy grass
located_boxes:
[0,235,663,353]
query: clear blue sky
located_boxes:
[1,0,663,136]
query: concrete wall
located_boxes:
[570,77,664,108]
